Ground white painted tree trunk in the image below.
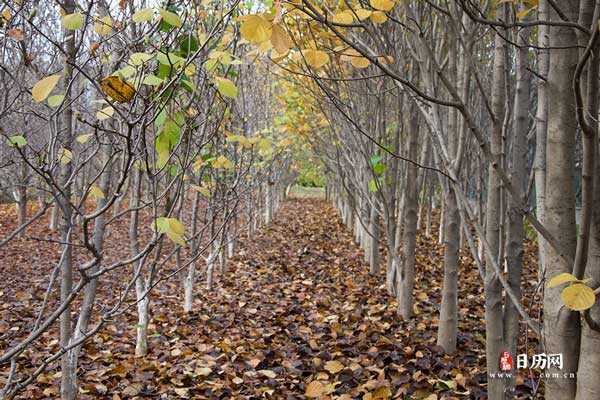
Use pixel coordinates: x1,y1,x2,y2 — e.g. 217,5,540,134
183,262,196,313
264,182,273,225
206,250,216,291
135,285,150,357
227,232,235,258
438,201,445,244
368,205,380,274
49,203,59,230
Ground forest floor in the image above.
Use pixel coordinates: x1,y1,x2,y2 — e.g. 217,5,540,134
0,197,543,399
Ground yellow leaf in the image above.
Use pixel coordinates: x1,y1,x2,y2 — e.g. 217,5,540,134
167,231,186,246
185,64,196,76
270,24,293,54
89,184,105,199
561,283,596,311
96,106,114,120
59,148,72,165
32,74,61,103
159,9,182,27
94,15,113,36
47,94,65,107
2,8,12,22
370,11,388,23
240,14,272,44
377,55,394,65
168,218,185,236
271,49,289,62
190,184,211,197
305,381,325,398
100,76,136,103
355,8,372,20
516,7,534,20
303,49,329,69
192,157,205,172
113,65,136,79
333,11,354,24
214,77,238,98
211,155,234,170
129,52,154,66
370,0,395,11
76,134,93,144
258,138,272,155
132,8,153,23
154,217,186,246
547,272,578,288
143,74,164,86
62,12,84,30
352,56,370,68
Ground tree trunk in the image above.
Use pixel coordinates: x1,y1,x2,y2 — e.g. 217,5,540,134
135,292,150,357
534,0,549,278
503,6,529,372
16,157,27,238
183,187,201,313
265,181,273,225
59,0,77,396
574,1,600,398
397,110,419,319
543,1,580,398
206,248,216,291
485,7,507,398
368,204,380,274
437,186,459,352
578,144,600,399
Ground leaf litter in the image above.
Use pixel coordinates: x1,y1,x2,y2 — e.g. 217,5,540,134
0,198,542,399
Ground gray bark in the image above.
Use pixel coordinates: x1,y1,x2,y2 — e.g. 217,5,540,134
484,7,507,398
543,1,580,398
397,110,419,319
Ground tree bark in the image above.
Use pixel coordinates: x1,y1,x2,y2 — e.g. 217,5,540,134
397,109,419,319
59,0,77,397
543,1,580,398
485,7,507,398
503,5,530,375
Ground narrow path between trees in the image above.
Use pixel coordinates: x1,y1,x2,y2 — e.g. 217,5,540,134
123,197,490,399
9,198,507,399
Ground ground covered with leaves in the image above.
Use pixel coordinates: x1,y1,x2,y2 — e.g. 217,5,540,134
0,198,543,399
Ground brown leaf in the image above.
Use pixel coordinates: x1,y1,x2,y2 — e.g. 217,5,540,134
8,28,24,41
305,380,326,398
122,383,142,397
258,369,277,379
174,387,190,397
324,360,344,374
